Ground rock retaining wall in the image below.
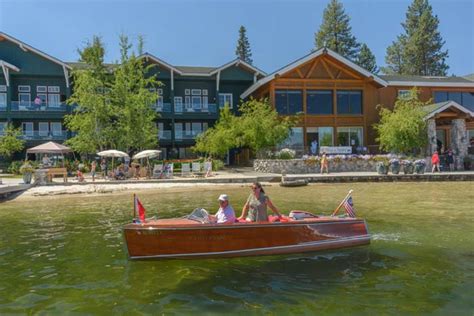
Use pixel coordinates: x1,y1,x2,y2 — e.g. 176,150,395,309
254,159,381,173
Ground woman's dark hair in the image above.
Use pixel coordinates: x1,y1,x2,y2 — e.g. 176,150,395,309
254,182,265,194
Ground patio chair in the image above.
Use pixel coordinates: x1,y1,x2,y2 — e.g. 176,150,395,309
192,162,202,177
164,163,174,179
181,163,191,177
153,164,164,178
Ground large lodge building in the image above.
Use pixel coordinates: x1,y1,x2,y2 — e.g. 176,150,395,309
1,32,473,166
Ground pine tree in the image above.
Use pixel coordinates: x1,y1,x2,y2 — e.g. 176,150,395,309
383,0,448,76
356,43,378,73
235,26,253,64
381,36,406,75
314,0,360,60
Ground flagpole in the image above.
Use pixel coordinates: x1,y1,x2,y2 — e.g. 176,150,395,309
133,193,136,220
331,189,353,217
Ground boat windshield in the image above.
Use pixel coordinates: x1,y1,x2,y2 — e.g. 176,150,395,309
186,208,211,224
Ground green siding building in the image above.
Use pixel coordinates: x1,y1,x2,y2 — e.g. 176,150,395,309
0,32,265,160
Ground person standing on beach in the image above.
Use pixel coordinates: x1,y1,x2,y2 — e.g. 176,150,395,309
91,160,97,182
100,159,107,179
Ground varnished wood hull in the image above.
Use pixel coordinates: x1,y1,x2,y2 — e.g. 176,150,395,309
123,216,370,259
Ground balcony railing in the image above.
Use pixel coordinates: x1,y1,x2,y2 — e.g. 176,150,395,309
11,101,68,112
158,130,172,140
153,103,172,113
175,130,204,141
174,104,217,114
21,130,68,140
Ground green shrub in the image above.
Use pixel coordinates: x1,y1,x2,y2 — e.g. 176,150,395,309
8,161,23,175
212,159,224,171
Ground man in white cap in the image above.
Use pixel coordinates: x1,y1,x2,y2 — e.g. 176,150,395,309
212,194,236,224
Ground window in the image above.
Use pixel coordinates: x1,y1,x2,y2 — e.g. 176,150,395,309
51,122,62,136
37,93,47,105
219,93,233,109
202,96,208,110
174,122,183,139
37,86,47,93
337,90,362,114
174,97,183,112
156,95,164,108
0,85,6,92
185,96,191,110
48,94,60,107
468,130,474,150
278,127,304,150
48,86,60,93
191,89,201,95
18,85,30,92
202,89,208,96
398,90,410,99
22,122,33,136
306,126,334,150
337,127,363,146
434,91,474,111
275,90,303,115
185,89,190,95
157,88,163,95
192,96,202,110
39,122,49,136
0,122,6,135
19,93,31,106
0,93,6,108
306,90,333,114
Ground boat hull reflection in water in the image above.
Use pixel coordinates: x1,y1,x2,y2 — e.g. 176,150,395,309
124,210,370,259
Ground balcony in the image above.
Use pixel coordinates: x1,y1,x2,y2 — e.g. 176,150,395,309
158,130,172,140
174,104,217,114
153,103,172,113
175,130,204,141
21,130,68,140
11,101,68,112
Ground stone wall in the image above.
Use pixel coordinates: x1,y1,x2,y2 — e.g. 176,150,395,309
254,159,381,173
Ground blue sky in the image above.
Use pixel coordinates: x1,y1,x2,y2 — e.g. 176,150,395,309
1,0,473,75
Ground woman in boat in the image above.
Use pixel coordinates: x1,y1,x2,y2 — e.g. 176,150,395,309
238,182,282,222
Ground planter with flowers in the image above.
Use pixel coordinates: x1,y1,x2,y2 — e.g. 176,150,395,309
389,158,401,174
402,160,414,174
19,161,35,184
414,159,426,174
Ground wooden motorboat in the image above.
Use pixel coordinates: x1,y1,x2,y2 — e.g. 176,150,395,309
280,179,308,187
123,209,370,260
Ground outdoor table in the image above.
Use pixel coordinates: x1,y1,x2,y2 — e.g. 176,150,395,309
47,167,68,183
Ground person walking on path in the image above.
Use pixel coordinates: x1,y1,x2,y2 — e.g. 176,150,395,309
431,151,441,173
320,152,329,174
446,149,454,171
91,160,97,182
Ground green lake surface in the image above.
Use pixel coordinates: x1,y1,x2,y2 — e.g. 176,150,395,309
0,182,473,315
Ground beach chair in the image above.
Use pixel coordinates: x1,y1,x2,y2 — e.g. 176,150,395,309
204,161,213,177
153,164,164,178
192,162,203,177
181,163,191,177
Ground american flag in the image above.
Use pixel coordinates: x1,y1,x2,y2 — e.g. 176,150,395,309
343,196,356,218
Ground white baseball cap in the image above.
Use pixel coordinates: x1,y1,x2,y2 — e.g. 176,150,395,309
218,194,229,201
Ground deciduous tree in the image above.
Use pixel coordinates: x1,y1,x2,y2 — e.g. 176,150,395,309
0,124,25,158
374,88,428,154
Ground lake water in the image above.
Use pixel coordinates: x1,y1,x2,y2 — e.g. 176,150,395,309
0,182,473,314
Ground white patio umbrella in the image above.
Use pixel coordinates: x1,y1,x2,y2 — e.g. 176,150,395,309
132,150,161,160
133,150,161,177
97,150,129,171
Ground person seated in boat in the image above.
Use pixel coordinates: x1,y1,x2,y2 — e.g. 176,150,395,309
210,194,236,224
238,182,282,222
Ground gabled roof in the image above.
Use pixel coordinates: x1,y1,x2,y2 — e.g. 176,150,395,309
139,53,184,75
209,58,267,77
0,59,20,72
423,101,474,119
463,73,474,82
0,32,72,70
175,66,216,74
240,47,388,99
382,75,474,87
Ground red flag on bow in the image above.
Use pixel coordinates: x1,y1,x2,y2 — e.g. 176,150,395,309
134,195,146,222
